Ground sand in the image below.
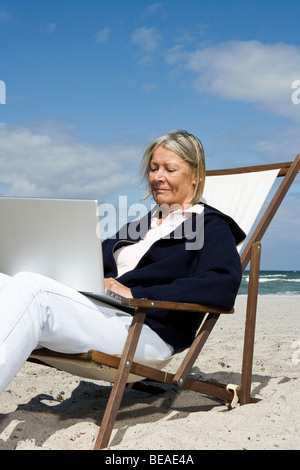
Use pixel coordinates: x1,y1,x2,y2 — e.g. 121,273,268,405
0,295,299,451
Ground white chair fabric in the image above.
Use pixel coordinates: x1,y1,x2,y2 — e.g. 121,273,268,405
201,169,279,250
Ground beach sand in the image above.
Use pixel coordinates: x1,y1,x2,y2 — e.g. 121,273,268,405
0,295,299,450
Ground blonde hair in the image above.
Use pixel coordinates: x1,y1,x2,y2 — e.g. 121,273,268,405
141,130,206,205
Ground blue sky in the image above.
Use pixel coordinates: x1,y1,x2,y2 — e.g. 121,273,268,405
0,0,300,269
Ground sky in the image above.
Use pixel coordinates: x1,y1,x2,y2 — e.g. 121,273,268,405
0,0,300,270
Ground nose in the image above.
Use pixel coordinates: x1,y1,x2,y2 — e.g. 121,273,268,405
154,167,166,182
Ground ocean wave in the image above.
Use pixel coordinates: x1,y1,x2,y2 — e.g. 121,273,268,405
242,277,300,283
240,271,300,295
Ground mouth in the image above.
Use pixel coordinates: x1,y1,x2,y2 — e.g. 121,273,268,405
154,187,170,193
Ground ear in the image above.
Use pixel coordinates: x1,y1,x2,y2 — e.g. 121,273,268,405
191,168,200,185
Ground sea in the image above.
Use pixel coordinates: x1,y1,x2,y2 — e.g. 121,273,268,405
238,271,300,296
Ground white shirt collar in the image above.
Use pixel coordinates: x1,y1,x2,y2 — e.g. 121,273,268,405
150,203,204,229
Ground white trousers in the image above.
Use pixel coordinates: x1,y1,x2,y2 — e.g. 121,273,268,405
0,271,173,394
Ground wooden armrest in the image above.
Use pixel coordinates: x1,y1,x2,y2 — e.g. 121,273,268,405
121,297,234,314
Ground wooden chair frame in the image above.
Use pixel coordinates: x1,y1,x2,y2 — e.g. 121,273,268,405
29,154,300,449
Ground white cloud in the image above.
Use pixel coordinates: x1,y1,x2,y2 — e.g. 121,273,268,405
131,26,162,54
165,44,187,65
39,23,57,35
131,26,163,66
0,122,141,200
166,40,300,120
142,82,157,93
252,125,300,163
143,3,164,18
47,23,56,34
94,28,110,43
0,10,12,22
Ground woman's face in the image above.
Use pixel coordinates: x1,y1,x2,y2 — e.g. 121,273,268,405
148,145,197,209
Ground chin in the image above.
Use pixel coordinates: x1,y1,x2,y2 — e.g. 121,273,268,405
155,198,172,206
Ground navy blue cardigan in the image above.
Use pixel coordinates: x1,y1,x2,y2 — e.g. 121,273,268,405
102,203,246,350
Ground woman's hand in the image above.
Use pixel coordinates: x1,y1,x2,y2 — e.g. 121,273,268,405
104,278,133,299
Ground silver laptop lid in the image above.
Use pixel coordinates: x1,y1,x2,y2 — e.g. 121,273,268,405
0,197,104,294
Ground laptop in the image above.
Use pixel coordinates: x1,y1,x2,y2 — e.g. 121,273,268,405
0,197,132,309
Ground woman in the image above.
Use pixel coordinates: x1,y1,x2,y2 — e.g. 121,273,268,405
0,130,245,394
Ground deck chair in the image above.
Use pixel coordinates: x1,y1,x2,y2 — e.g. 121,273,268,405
29,154,300,450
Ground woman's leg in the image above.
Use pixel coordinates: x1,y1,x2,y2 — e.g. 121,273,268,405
0,271,173,393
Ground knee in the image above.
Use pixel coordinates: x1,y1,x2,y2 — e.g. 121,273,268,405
13,271,37,282
12,271,63,297
12,271,45,292
0,273,11,291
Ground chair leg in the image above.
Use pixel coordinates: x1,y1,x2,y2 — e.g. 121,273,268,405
173,313,219,386
93,308,147,450
240,242,261,405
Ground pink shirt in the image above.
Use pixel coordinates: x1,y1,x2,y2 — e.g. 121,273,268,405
113,204,204,277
